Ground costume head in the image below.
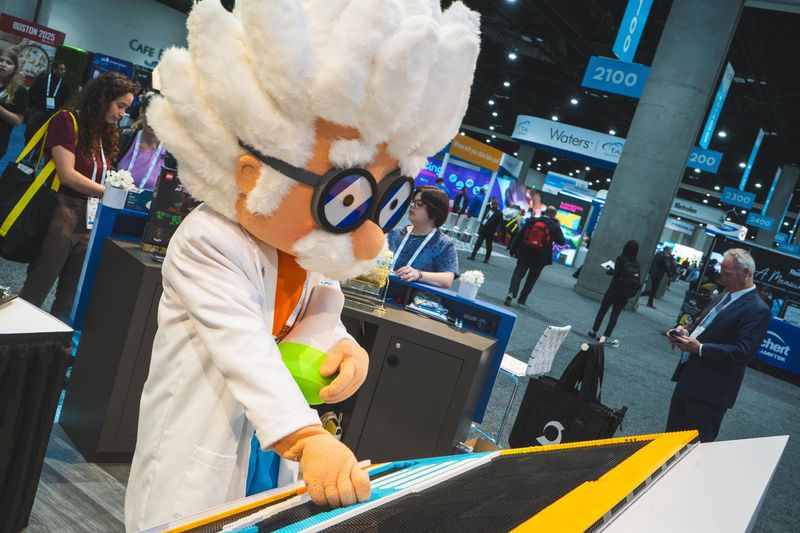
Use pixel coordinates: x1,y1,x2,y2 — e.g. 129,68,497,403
149,0,480,279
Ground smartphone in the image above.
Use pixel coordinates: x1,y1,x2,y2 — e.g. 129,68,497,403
667,328,682,339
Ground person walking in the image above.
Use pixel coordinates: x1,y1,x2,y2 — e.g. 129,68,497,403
504,206,565,306
588,240,641,343
452,186,469,225
640,245,672,308
468,197,503,263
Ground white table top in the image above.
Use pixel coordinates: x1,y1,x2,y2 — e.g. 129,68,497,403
604,435,789,533
0,297,73,335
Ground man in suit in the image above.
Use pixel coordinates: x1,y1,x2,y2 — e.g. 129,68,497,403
666,248,771,442
468,197,503,263
504,206,565,306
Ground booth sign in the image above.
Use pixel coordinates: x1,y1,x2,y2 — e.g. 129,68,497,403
756,318,800,375
449,135,503,172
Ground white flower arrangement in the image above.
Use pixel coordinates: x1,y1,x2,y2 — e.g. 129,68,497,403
105,169,135,190
460,269,485,287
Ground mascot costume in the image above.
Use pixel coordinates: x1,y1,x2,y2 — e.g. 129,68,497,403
124,0,480,530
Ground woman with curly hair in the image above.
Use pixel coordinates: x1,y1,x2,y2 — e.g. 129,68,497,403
21,71,138,322
0,48,28,158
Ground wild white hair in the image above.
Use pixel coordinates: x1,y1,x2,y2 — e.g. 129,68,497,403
148,0,481,221
724,248,756,275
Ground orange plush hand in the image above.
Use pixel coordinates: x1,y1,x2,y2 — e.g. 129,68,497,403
319,338,368,404
273,426,371,507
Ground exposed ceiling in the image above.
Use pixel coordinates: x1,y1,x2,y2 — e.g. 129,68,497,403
156,0,800,233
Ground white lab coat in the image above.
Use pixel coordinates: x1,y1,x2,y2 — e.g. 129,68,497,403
124,204,353,531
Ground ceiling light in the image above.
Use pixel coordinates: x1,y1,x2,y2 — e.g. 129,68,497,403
514,152,518,156
491,134,496,138
488,99,495,105
755,183,762,188
508,52,517,60
608,129,616,135
569,172,574,176
570,98,578,105
552,157,557,161
703,199,708,204
718,131,727,138
694,168,701,173
551,115,559,121
547,162,552,166
575,170,581,174
714,185,720,190
585,166,590,171
489,126,495,130
486,139,491,143
460,132,465,136
739,162,746,168
677,217,682,221
606,178,611,182
706,193,710,196
784,222,790,226
492,112,498,117
741,210,747,214
726,217,731,221
503,81,511,87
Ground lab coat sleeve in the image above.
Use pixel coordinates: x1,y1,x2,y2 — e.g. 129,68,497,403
163,226,322,449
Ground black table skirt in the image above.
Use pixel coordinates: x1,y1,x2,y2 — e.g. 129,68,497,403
0,335,71,533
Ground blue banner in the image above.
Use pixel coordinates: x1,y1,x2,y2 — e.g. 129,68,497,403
774,233,788,244
581,56,650,98
756,318,800,375
762,166,782,214
746,212,775,231
687,146,723,174
720,186,755,209
613,0,654,63
776,242,799,254
739,129,765,190
699,63,734,149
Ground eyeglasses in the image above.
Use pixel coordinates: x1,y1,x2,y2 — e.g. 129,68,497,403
410,200,427,208
239,141,414,234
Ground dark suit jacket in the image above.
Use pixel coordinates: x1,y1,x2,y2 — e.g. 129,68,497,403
478,208,504,236
672,289,771,409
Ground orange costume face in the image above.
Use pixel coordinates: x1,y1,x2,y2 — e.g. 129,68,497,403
234,119,398,262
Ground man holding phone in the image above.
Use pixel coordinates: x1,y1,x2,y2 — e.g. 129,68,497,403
665,248,771,442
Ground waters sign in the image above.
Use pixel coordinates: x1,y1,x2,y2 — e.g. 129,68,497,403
746,212,775,231
613,0,654,63
582,56,650,98
688,146,723,174
720,186,755,209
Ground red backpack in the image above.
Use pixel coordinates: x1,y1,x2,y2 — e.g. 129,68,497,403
523,219,551,250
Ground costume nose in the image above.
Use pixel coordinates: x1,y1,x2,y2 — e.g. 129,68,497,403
350,220,384,261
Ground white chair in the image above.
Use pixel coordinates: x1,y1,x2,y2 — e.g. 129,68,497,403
471,325,572,446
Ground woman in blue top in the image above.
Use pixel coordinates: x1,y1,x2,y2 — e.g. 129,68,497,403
388,186,459,288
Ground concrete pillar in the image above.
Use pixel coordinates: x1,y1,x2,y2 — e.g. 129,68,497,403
754,164,799,246
523,169,546,190
575,0,744,302
517,144,536,178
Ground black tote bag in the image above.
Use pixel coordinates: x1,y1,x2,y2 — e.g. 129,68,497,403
508,342,627,448
0,113,75,263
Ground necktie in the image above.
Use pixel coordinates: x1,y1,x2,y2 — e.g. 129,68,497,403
680,293,732,363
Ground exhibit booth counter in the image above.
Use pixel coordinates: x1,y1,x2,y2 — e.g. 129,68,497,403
60,240,514,464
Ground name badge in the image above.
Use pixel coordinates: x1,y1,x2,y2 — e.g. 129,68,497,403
86,197,99,230
46,97,56,110
690,325,705,339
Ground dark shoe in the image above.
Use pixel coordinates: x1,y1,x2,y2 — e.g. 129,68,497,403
504,294,513,306
588,330,597,339
483,259,490,264
646,303,656,308
467,255,475,260
518,300,528,307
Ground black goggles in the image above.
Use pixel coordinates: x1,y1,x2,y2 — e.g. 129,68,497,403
239,141,414,234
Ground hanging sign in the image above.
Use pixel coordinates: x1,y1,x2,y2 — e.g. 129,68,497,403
581,56,650,98
746,212,775,231
665,217,695,235
720,186,755,209
670,199,725,226
762,166,782,214
688,146,723,174
739,128,765,190
699,63,735,149
774,233,788,244
612,0,654,63
448,135,503,172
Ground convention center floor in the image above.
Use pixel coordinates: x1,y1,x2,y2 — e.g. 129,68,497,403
2,245,798,532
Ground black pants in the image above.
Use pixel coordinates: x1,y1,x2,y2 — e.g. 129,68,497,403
508,261,544,303
470,231,493,261
592,290,627,337
640,275,664,305
666,388,727,442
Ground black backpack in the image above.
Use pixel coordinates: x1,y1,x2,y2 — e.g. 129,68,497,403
618,260,642,298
